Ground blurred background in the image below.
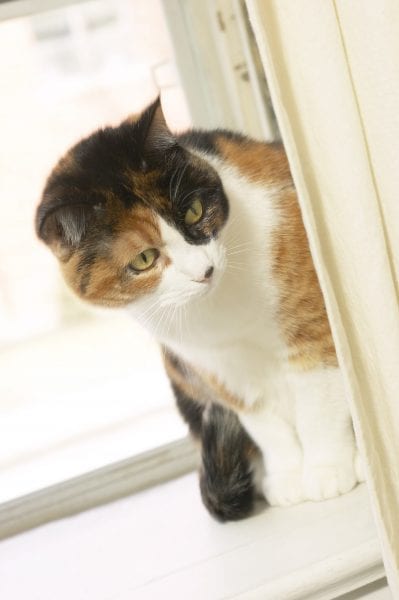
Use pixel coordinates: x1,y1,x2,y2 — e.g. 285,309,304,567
0,0,277,502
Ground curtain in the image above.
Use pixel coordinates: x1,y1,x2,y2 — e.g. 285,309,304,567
245,0,399,595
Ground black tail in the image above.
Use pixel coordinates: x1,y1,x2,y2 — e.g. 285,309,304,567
199,404,258,522
170,369,259,522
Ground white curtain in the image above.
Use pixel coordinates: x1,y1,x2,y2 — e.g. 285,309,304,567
246,0,399,595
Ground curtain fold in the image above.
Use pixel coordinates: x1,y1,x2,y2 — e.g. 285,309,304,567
245,1,399,595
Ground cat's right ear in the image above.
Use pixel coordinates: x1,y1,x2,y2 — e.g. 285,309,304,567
35,199,90,261
142,97,176,157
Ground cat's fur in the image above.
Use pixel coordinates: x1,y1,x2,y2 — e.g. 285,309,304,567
36,98,363,521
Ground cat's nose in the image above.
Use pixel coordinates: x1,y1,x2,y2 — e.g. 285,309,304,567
204,266,214,280
195,266,214,283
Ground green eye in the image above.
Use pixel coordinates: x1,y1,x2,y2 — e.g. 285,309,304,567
130,248,159,272
184,198,203,225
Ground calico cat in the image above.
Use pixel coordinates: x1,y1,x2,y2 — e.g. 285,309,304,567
36,98,363,521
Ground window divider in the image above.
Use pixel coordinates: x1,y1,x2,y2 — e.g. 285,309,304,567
0,436,198,540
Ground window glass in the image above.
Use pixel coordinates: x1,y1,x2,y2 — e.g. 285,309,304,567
0,0,191,502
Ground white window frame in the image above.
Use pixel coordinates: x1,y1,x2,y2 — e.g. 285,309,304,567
162,0,279,140
0,438,197,539
0,3,388,597
0,0,88,20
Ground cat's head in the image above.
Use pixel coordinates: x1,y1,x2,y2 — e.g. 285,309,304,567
36,98,228,315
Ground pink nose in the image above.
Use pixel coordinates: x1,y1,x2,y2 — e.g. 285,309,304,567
195,266,214,283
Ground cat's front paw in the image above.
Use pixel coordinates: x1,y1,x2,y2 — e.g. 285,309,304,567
263,470,305,507
303,463,357,502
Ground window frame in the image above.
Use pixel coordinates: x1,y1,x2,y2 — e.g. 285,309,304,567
0,3,390,598
0,437,197,539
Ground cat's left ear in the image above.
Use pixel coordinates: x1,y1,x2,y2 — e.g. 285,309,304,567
142,97,176,157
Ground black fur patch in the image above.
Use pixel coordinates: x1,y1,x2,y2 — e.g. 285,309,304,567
171,382,204,439
36,102,230,255
165,346,259,521
199,404,256,522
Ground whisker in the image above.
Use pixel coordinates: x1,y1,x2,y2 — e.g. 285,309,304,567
178,305,184,344
169,166,179,201
140,301,165,330
172,163,189,204
177,187,204,206
152,304,170,338
165,303,177,339
227,241,255,250
139,297,163,319
227,250,252,257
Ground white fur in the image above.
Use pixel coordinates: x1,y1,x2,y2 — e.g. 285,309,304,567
127,158,362,506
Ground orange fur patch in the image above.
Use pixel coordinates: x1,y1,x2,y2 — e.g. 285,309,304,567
112,205,162,262
123,168,170,213
272,188,338,369
62,205,165,307
218,135,337,370
216,137,292,185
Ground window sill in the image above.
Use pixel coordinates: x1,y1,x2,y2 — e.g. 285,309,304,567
0,475,388,599
0,311,185,503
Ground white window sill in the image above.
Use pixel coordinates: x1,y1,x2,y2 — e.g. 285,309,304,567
0,476,388,599
0,312,186,503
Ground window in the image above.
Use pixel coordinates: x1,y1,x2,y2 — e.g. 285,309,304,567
0,0,191,503
0,1,391,597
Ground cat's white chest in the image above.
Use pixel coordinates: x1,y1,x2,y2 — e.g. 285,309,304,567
166,160,288,406
180,320,287,407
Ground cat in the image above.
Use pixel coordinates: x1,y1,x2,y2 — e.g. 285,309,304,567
36,98,363,521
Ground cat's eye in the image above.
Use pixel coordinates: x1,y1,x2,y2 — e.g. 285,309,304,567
130,248,159,272
184,198,203,225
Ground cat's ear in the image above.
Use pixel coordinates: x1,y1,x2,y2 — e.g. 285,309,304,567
142,97,176,156
36,200,90,260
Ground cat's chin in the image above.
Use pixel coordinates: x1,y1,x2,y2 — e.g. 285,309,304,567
194,268,223,301
175,280,217,307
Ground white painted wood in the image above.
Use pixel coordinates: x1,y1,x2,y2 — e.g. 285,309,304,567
231,543,385,599
0,477,385,599
337,580,391,600
336,577,392,600
0,437,197,540
0,313,185,503
232,0,279,140
162,0,277,139
0,0,88,21
245,2,399,594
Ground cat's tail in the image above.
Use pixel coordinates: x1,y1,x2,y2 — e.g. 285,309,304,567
199,403,260,522
165,348,261,521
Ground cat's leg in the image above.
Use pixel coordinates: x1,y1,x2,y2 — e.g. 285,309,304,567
293,367,361,501
240,402,304,507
